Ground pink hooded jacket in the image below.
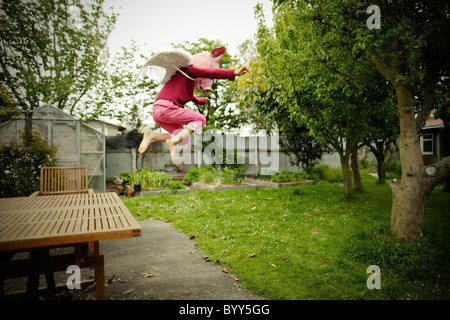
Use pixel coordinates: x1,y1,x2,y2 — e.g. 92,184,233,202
156,66,235,108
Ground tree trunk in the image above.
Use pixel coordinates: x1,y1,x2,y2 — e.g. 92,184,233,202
339,153,352,196
351,150,364,191
23,110,33,147
375,140,387,184
370,47,450,242
390,178,428,241
390,85,428,241
377,157,387,184
368,141,387,184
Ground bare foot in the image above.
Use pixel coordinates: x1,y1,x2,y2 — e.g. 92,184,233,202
138,131,155,153
165,138,178,163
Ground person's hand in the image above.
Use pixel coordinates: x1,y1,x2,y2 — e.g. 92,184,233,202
235,66,249,76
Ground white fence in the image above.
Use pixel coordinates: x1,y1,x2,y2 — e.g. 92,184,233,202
105,134,343,179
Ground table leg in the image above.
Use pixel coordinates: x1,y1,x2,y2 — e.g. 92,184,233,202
93,241,105,300
26,249,55,298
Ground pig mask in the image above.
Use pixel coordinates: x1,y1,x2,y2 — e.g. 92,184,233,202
192,47,226,93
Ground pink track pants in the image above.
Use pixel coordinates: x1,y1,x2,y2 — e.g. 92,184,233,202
152,99,206,145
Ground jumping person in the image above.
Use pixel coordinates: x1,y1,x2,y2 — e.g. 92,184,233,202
138,47,249,162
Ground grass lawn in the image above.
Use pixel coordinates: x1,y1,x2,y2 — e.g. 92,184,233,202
121,172,450,300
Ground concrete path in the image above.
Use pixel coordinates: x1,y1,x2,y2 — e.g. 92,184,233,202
4,219,263,301
98,219,263,300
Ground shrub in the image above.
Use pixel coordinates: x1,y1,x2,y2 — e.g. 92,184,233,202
386,161,402,179
119,171,133,182
0,131,57,197
130,168,171,190
221,167,245,185
167,180,187,190
323,167,343,183
183,167,210,185
271,171,304,183
183,166,245,185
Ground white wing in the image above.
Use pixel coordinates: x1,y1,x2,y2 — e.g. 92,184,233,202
138,49,193,85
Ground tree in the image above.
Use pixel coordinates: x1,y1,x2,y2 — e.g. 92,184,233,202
254,2,398,196
238,59,332,173
172,38,248,131
0,0,117,114
0,77,21,123
272,0,450,241
79,41,159,132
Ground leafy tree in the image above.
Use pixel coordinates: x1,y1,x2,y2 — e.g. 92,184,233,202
271,0,450,241
0,78,21,123
254,2,398,196
0,0,117,114
80,41,159,132
238,65,332,173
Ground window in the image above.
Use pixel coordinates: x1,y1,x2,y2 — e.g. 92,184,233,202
421,133,434,155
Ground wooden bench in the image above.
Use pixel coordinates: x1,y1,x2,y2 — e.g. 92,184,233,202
30,166,93,196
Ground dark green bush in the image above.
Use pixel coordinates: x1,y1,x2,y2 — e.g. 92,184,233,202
0,131,58,197
167,180,187,190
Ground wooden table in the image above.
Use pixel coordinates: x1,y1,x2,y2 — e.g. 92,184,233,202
0,192,141,299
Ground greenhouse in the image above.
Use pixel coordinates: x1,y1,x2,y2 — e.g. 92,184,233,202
0,104,106,192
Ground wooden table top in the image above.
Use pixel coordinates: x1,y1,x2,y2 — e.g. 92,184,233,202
0,193,141,251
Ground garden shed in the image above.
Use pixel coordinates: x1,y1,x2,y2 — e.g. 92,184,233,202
0,104,106,192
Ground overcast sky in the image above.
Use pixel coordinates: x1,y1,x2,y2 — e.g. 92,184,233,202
103,0,274,59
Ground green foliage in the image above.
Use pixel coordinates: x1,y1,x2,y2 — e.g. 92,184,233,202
119,171,133,182
270,166,344,184
220,167,246,185
252,1,399,196
0,81,20,123
0,131,58,197
386,161,402,180
183,166,245,185
84,40,159,128
182,167,210,185
0,0,117,114
129,168,171,190
167,180,187,191
271,171,303,183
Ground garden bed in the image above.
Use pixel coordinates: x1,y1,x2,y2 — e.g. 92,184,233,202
190,182,258,192
243,178,314,188
139,188,191,196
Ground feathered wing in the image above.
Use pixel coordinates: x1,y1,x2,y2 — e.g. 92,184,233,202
138,49,194,85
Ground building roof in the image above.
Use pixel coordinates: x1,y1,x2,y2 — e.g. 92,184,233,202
423,118,444,130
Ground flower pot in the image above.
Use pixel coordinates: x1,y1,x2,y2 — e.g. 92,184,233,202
127,190,134,197
133,184,141,196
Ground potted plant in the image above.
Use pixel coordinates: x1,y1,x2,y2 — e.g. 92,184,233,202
119,172,132,184
126,185,134,197
116,184,124,195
